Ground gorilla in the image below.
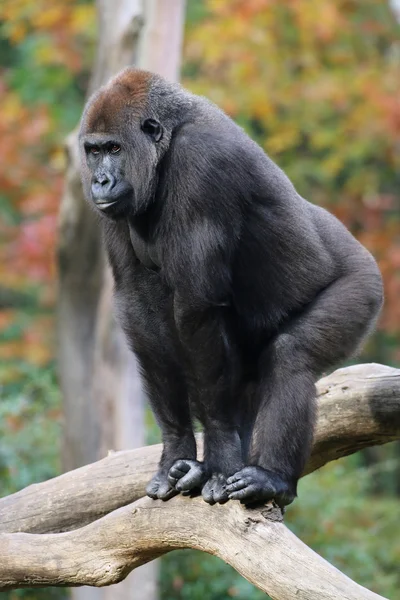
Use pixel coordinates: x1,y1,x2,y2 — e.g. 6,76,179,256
79,68,383,507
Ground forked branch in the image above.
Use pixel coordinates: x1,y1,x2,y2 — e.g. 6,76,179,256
0,495,386,599
0,363,399,599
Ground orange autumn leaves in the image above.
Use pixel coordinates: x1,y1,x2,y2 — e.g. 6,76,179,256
0,0,94,368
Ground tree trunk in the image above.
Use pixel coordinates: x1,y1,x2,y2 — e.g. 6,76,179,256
57,1,186,598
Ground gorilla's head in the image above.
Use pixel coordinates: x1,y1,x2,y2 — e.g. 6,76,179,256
79,68,189,219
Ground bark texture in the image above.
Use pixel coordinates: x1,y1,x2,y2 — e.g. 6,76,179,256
0,496,386,600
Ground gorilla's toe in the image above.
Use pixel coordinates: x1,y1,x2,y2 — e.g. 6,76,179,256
202,473,229,505
146,471,178,501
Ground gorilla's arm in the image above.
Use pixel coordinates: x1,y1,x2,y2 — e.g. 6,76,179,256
160,129,248,502
102,220,197,500
168,227,243,502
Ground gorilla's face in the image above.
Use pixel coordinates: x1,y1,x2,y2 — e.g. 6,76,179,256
79,70,166,220
82,136,133,217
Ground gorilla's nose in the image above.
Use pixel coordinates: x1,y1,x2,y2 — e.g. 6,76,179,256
91,173,116,200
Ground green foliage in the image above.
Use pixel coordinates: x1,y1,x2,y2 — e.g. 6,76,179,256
288,459,400,598
0,362,61,497
6,48,84,130
3,589,67,600
0,362,66,600
161,550,269,600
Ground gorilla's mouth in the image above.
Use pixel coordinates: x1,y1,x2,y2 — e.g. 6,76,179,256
96,200,118,210
92,187,134,219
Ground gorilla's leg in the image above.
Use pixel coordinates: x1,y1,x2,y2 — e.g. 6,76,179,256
226,271,382,506
117,266,196,500
168,383,244,504
142,357,196,501
169,300,244,504
226,353,314,507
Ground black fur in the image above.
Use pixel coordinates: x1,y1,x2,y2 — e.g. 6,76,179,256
79,68,383,506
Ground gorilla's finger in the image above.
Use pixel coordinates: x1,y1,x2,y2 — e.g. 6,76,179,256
175,468,204,491
226,479,247,493
226,473,242,485
146,488,159,499
170,459,192,474
228,484,258,501
168,467,187,484
159,487,179,501
146,479,160,498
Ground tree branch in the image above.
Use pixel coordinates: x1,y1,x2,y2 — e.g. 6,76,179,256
0,495,386,599
1,363,398,535
0,363,398,598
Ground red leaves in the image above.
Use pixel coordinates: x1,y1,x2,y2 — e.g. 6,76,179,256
0,1,94,367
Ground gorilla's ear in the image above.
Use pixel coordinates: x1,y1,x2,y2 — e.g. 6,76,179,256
141,118,163,142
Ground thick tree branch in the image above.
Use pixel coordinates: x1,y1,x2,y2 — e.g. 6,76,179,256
309,362,400,473
0,495,386,599
1,363,398,536
0,363,398,598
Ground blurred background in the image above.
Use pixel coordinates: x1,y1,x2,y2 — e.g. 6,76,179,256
0,1,399,599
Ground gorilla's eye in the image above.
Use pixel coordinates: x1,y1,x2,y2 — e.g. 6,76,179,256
90,146,100,155
110,144,121,154
142,119,163,142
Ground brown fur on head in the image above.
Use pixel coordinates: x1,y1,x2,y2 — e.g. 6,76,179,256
79,67,188,219
83,69,152,134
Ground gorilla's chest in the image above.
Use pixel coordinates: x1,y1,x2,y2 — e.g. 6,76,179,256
128,221,161,271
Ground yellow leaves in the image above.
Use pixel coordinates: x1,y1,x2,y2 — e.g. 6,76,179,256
0,0,30,41
0,1,96,375
0,0,95,69
310,128,336,151
34,41,58,66
30,2,95,36
249,92,275,121
2,92,25,123
31,5,66,29
266,127,300,155
70,4,96,35
321,155,344,178
7,23,28,44
291,0,345,44
49,147,67,172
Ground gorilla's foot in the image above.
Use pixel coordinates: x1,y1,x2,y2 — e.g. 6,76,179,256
168,459,207,495
226,466,296,507
202,473,230,505
146,470,179,501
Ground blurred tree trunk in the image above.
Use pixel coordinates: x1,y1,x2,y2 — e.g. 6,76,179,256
57,1,186,599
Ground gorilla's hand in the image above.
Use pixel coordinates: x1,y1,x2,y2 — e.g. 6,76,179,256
168,459,207,495
226,466,296,507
